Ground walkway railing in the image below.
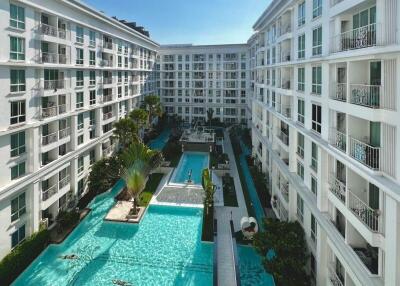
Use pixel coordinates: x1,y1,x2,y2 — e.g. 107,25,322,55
230,221,241,286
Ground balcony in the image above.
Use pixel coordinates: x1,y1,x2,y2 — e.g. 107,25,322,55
58,175,70,190
103,112,114,120
101,95,113,103
329,174,346,203
42,183,58,201
102,145,114,157
44,79,65,90
349,136,380,170
329,265,345,286
330,0,344,7
41,52,68,64
101,77,114,85
277,129,289,146
278,176,289,202
58,128,70,139
100,60,113,67
103,41,113,50
348,190,381,233
39,23,66,39
41,103,67,119
42,131,58,146
331,23,378,53
350,84,381,108
330,128,346,152
331,83,347,102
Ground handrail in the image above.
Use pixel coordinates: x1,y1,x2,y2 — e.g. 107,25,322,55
42,131,58,145
350,84,381,108
230,220,241,286
328,173,346,203
348,189,381,233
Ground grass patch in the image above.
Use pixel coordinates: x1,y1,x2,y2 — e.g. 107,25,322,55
139,173,164,207
229,133,256,218
222,174,238,207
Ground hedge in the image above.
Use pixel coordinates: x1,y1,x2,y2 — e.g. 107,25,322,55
0,229,49,285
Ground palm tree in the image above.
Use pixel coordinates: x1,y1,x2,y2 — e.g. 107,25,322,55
206,108,214,127
144,95,163,126
129,108,149,129
112,118,139,148
121,143,163,214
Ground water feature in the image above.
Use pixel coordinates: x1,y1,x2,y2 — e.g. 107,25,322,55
13,180,213,286
170,152,209,185
238,245,275,286
147,129,171,150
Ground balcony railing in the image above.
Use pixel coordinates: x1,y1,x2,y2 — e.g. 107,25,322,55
102,145,114,156
350,84,381,108
44,79,65,90
277,130,289,146
329,174,346,203
42,183,58,201
330,128,346,152
329,266,345,286
42,131,58,145
330,0,344,7
58,104,67,115
103,112,113,120
331,23,378,53
331,83,347,102
100,60,113,67
348,190,381,232
41,105,58,118
102,95,113,103
102,77,114,85
58,128,70,139
41,52,68,64
349,136,380,170
58,175,70,190
39,23,67,39
103,41,113,50
281,104,291,118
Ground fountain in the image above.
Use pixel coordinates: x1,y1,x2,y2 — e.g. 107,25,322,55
187,169,193,184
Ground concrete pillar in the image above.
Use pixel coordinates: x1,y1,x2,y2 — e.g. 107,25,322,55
384,195,400,285
31,180,41,232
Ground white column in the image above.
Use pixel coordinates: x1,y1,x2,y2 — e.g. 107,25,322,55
384,194,400,285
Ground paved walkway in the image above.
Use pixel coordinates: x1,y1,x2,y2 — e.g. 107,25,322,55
214,130,249,286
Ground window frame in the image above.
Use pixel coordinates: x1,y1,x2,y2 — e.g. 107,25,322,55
312,104,322,134
312,26,322,56
11,224,25,248
10,131,26,157
11,161,25,180
297,98,305,125
10,4,25,30
312,66,322,94
10,70,26,93
312,0,322,19
298,34,305,59
76,26,84,44
11,192,26,222
298,2,305,27
10,36,25,61
10,100,26,125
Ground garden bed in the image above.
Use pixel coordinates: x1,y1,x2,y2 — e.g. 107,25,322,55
222,174,238,207
162,138,182,167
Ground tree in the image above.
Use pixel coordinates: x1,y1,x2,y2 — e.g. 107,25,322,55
201,168,215,215
129,108,149,131
112,118,139,148
253,219,310,286
206,108,214,127
144,95,163,126
121,143,163,214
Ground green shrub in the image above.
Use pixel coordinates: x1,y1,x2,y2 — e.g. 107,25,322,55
57,210,80,229
162,139,182,167
0,230,49,285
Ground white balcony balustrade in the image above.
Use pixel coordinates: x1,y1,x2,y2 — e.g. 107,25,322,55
350,84,381,108
42,183,58,201
331,83,347,102
331,23,379,53
42,131,58,145
330,128,347,152
349,136,380,170
39,23,67,39
58,128,70,139
58,175,70,190
44,79,65,90
329,265,345,286
41,52,68,64
348,190,382,233
329,174,346,203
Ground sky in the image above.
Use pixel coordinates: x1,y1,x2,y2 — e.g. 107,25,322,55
83,0,271,45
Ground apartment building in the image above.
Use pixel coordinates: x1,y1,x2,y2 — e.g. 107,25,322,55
157,44,249,125
0,0,158,259
249,0,400,286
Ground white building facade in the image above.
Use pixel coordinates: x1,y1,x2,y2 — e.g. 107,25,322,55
249,0,400,286
157,45,249,125
0,0,158,259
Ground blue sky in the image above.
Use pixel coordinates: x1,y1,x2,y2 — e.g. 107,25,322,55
83,0,271,45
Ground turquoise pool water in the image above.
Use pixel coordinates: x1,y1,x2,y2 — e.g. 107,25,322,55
238,245,275,286
171,152,209,185
13,180,213,286
148,129,171,150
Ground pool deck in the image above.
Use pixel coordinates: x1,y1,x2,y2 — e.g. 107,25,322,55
215,129,249,286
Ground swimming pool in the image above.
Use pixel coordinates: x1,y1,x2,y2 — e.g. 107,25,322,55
171,152,209,185
238,245,275,286
13,180,213,286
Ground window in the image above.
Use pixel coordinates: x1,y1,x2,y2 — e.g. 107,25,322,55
10,4,25,29
297,99,305,125
312,27,322,56
10,37,25,60
89,110,95,125
10,131,25,157
76,48,84,65
118,56,122,67
11,224,25,248
311,176,317,196
11,193,26,222
77,134,83,145
89,90,96,105
297,161,304,180
89,149,95,165
77,179,84,196
297,67,305,91
10,100,26,125
297,133,304,158
11,161,25,180
312,66,322,94
312,104,322,134
76,71,84,86
77,113,84,129
297,194,304,223
76,92,84,109
89,71,96,86
298,35,305,59
89,31,96,47
312,0,322,19
76,26,84,43
78,156,84,174
311,214,317,243
311,142,318,171
89,51,95,66
298,2,305,27
10,70,25,93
